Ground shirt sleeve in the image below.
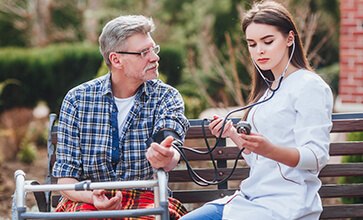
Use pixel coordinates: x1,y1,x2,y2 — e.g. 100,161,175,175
52,91,83,180
293,74,333,171
152,86,190,141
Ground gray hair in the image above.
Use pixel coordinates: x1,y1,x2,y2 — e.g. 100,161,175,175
99,15,155,69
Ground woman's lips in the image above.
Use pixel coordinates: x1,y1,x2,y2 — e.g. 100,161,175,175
257,58,269,64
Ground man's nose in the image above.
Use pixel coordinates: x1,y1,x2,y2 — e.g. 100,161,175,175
149,51,160,62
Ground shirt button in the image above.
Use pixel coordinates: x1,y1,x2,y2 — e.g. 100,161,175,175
112,128,116,131
113,108,116,112
113,147,116,150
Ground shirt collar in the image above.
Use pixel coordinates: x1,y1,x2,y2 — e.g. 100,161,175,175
101,72,113,96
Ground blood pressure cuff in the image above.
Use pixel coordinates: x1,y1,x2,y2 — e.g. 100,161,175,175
146,129,182,148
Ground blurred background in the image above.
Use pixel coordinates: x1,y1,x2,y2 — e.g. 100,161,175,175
0,0,340,116
0,0,354,218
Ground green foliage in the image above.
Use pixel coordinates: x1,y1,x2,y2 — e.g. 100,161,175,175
0,0,85,46
0,79,21,106
289,0,340,68
338,132,363,206
0,18,26,47
0,43,103,113
158,44,186,86
17,142,38,164
177,83,208,119
176,70,209,118
213,0,241,48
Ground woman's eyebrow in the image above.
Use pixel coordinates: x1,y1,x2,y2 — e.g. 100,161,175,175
261,35,274,40
246,34,274,42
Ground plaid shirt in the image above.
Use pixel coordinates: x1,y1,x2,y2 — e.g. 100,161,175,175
53,73,189,182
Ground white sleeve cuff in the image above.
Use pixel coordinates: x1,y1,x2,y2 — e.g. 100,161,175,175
242,151,253,166
296,147,319,171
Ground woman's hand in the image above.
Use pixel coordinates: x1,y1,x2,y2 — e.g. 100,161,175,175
240,132,274,157
209,115,252,154
208,115,236,138
240,133,299,167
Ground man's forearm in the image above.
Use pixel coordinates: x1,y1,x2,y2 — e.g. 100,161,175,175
58,177,94,204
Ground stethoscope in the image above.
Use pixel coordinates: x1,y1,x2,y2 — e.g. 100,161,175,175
173,40,296,186
252,39,296,92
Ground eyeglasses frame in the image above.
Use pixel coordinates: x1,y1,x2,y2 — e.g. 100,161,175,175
115,45,160,59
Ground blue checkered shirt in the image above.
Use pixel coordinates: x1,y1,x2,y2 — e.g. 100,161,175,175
52,73,190,182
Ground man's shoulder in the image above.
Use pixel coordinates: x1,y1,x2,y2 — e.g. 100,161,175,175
69,74,109,94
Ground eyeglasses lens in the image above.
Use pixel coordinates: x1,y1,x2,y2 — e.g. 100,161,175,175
141,45,160,58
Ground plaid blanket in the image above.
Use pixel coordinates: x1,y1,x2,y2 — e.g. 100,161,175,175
55,189,187,220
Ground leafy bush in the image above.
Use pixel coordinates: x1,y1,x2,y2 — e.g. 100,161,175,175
158,45,186,86
17,142,38,164
177,82,208,119
0,79,21,106
0,43,102,113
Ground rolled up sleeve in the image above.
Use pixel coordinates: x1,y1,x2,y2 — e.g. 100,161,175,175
294,75,333,171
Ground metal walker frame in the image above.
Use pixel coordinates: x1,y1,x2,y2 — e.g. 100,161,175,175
13,169,170,220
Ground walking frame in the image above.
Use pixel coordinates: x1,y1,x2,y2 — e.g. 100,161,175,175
13,168,169,220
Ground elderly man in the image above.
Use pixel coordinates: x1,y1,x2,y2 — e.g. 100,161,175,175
52,15,189,219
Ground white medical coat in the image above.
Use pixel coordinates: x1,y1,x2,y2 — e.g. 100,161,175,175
212,69,334,220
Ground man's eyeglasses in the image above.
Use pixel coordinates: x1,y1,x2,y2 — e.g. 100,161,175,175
115,45,160,59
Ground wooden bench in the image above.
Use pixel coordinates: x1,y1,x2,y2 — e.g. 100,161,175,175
43,112,363,219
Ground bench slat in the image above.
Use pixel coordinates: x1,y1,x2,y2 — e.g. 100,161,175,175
319,183,363,198
185,126,214,139
331,119,363,132
320,204,363,219
170,163,363,183
319,163,363,177
169,167,250,182
329,142,363,155
180,147,242,161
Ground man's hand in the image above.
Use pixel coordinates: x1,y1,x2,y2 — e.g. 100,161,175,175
58,178,123,210
92,190,122,210
146,136,180,172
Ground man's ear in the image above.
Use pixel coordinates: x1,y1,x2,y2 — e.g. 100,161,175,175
109,52,123,69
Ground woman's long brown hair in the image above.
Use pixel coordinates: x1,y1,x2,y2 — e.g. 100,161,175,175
241,0,312,120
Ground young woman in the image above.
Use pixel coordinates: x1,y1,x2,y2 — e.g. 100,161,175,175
180,1,333,219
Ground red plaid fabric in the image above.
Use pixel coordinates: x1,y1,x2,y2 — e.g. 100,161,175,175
55,189,187,220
